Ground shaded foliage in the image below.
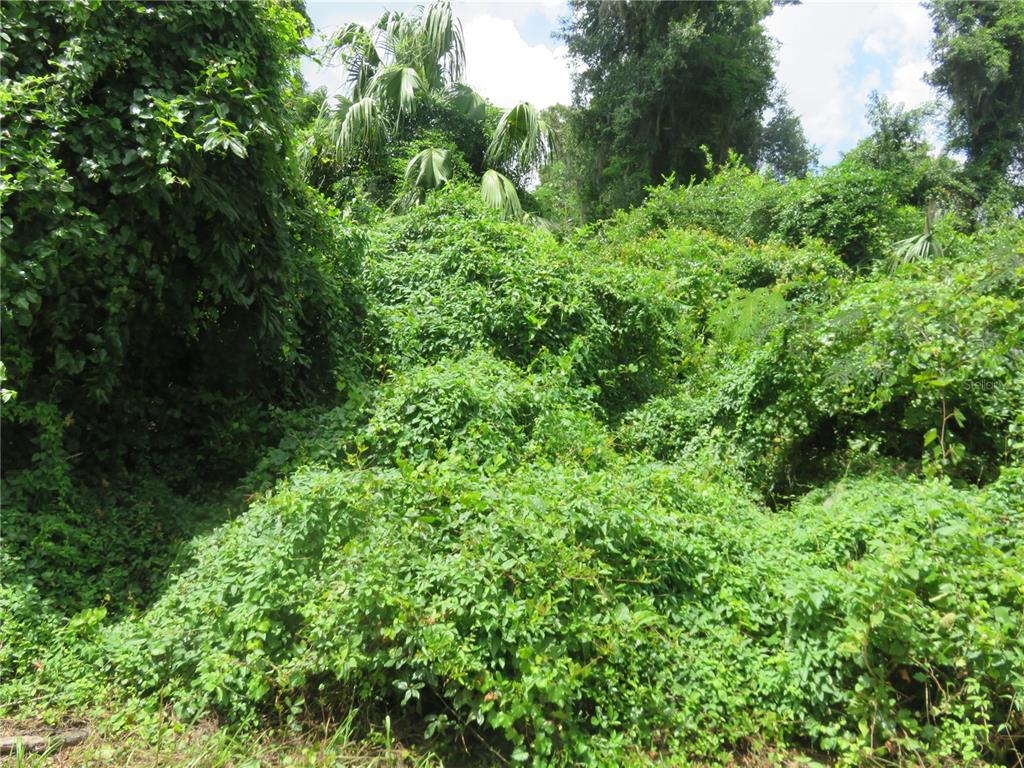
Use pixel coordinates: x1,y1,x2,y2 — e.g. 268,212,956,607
0,0,362,475
928,0,1024,205
560,0,814,219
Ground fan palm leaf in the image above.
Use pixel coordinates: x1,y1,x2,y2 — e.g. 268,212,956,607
333,96,384,158
890,232,943,272
449,84,486,122
419,1,465,87
486,102,555,171
405,147,452,189
480,169,523,219
331,23,381,99
368,65,424,119
888,200,943,272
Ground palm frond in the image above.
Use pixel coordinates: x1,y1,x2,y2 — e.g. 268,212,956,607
329,23,381,98
889,232,944,272
480,169,523,219
368,65,424,119
333,96,384,159
889,201,943,273
405,147,452,189
485,102,555,172
448,84,486,122
419,1,465,87
375,10,410,42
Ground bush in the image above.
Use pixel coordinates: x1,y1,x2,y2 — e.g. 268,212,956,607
364,351,538,466
363,185,682,412
88,463,1021,764
589,153,925,268
619,219,1023,497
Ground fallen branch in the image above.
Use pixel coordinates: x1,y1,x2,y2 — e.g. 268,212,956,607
0,728,88,755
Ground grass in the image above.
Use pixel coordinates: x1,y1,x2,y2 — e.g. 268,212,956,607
1,712,442,768
1,714,838,767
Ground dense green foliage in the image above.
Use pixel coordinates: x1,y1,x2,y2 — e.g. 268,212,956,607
303,2,553,220
1,0,362,476
2,2,1022,767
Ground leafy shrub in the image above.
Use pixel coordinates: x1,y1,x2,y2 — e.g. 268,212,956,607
90,463,1021,765
808,244,1024,479
363,185,681,412
775,471,1024,764
620,219,1023,496
364,351,537,466
775,159,915,266
590,153,925,268
0,574,110,712
587,157,784,244
105,460,767,761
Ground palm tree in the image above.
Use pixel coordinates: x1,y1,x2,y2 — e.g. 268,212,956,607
311,1,554,218
889,199,943,273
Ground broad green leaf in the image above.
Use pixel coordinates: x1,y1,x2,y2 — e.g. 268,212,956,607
480,169,522,219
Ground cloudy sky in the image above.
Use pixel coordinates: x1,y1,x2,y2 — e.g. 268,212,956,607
301,0,937,166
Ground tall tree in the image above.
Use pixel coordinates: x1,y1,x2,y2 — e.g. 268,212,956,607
561,0,779,218
753,98,819,180
927,0,1024,204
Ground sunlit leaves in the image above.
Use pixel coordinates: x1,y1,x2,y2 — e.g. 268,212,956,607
480,169,523,219
332,96,384,158
404,147,452,189
448,83,486,122
486,102,554,171
889,230,944,272
313,2,557,220
367,65,424,119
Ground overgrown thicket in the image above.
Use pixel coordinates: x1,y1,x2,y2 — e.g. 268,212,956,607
2,1,1023,767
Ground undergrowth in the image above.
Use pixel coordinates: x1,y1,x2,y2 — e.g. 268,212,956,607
3,186,1022,765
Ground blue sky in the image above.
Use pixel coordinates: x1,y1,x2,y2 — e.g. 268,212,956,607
302,0,938,166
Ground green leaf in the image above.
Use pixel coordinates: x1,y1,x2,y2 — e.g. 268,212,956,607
480,169,522,219
404,147,451,190
486,102,554,171
368,65,424,118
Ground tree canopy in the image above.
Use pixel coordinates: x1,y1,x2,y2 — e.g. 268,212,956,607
560,0,797,217
927,0,1024,206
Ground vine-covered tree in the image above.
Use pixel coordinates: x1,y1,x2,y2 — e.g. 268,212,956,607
0,0,357,471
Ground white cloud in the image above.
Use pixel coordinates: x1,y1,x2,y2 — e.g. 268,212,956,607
300,2,571,109
890,57,933,107
454,1,564,27
302,1,938,164
463,15,571,109
766,1,935,164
